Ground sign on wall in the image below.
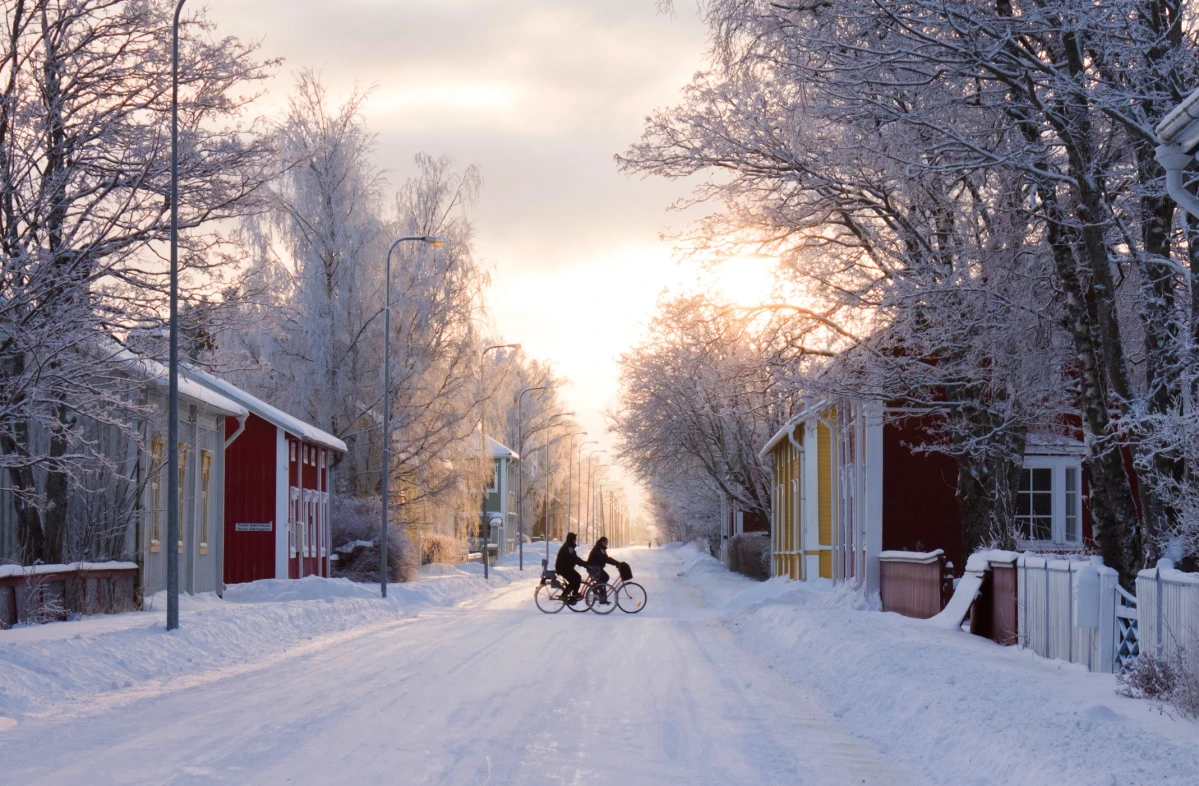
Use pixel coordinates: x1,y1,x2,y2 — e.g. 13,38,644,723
235,522,273,532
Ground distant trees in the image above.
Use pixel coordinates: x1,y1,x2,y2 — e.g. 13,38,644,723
628,0,1199,570
0,0,273,563
612,294,810,543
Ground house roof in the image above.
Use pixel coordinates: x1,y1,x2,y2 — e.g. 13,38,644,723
184,366,348,453
464,434,520,461
757,400,829,460
111,348,247,418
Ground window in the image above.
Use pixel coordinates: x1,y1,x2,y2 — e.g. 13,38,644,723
1017,468,1053,541
307,493,316,557
1016,457,1084,547
198,450,212,555
148,436,164,552
177,445,188,553
290,442,297,463
289,487,300,556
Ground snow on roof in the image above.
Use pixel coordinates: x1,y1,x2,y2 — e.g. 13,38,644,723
758,400,829,460
110,347,246,418
184,366,347,453
464,435,519,461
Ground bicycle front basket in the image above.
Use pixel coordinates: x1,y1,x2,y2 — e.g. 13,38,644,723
618,561,633,581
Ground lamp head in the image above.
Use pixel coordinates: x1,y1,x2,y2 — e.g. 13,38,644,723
1157,86,1199,155
424,235,446,247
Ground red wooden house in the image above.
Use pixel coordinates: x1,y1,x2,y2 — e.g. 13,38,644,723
186,368,347,584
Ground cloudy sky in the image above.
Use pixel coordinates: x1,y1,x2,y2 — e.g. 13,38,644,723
205,0,766,512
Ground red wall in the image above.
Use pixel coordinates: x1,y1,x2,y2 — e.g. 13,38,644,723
223,414,278,585
882,418,964,574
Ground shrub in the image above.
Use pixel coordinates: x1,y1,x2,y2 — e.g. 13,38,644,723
1118,645,1199,721
419,533,465,566
727,532,771,581
330,496,416,583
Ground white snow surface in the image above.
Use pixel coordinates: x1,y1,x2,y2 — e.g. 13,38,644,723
0,561,138,579
1,545,1196,784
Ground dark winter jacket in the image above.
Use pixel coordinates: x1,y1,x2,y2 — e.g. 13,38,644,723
555,536,584,575
586,542,619,569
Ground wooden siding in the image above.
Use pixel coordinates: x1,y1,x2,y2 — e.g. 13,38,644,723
816,415,835,579
880,554,946,619
971,564,1019,645
770,429,804,580
223,413,278,585
881,416,963,574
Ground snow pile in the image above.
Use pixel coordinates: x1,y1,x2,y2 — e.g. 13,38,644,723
0,567,516,719
675,556,1199,785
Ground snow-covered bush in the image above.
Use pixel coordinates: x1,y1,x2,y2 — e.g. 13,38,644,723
1119,645,1199,721
726,533,771,582
330,496,415,583
420,534,465,566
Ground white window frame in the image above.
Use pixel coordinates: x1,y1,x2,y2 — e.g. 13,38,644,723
289,486,301,557
1016,455,1084,549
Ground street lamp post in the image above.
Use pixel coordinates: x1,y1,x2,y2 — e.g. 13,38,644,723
380,235,445,599
479,343,521,580
537,411,575,564
564,431,587,542
585,451,604,543
516,385,553,570
166,0,188,631
575,440,596,543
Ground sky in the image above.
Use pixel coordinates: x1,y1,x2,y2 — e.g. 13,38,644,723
204,0,772,516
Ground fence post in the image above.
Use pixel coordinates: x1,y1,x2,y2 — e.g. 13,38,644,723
1067,562,1074,664
1044,561,1051,659
1156,564,1164,658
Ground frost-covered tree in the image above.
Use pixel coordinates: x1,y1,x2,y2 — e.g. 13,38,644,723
0,0,273,563
632,0,1199,572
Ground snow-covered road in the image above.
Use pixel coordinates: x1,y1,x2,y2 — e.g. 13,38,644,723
0,547,917,785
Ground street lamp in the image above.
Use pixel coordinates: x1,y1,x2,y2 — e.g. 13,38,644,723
166,0,188,631
380,234,446,599
539,411,576,564
564,431,587,544
516,385,554,569
575,440,597,543
1157,86,1199,219
479,342,521,580
585,450,604,543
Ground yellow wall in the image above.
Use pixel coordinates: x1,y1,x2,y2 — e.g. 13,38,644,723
769,430,803,580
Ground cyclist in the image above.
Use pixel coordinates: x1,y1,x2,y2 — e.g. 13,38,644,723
555,532,585,603
586,536,621,603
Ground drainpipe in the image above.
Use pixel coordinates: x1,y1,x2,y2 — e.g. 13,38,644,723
224,412,248,449
1155,145,1199,220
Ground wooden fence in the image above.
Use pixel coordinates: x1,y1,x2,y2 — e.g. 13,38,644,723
968,554,1020,646
0,562,138,628
1016,555,1127,673
879,550,951,619
1136,561,1199,679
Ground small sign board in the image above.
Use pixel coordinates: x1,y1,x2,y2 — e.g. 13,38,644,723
235,522,273,532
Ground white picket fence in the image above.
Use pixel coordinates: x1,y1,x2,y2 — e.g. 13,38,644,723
1016,555,1129,673
1136,561,1199,679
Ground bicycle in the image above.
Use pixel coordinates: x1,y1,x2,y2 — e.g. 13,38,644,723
534,560,594,614
534,560,648,615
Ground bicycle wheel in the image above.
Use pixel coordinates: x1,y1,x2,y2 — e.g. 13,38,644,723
566,586,592,613
615,582,647,614
586,582,617,614
534,583,566,614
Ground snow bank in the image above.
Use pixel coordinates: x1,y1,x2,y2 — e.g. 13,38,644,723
677,558,1199,785
0,568,516,719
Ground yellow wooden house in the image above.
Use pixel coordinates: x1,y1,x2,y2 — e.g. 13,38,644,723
758,401,884,592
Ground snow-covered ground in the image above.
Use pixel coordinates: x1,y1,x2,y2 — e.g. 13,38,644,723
0,545,1195,784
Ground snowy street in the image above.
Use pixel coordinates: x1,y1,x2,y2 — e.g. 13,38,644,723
4,545,1199,785
0,547,914,785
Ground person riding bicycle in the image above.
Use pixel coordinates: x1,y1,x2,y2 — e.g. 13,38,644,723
586,536,621,603
555,532,585,603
